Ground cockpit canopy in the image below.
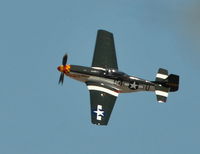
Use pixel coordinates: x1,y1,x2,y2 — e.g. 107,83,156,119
104,69,128,79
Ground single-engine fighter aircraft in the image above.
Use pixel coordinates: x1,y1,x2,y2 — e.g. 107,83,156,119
57,30,179,125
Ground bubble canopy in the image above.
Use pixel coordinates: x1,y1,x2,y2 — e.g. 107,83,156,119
104,69,128,78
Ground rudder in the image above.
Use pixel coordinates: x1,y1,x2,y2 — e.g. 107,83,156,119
165,74,179,92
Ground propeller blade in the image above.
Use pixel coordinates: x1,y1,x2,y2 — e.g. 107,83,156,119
58,54,68,85
62,54,68,66
58,72,64,85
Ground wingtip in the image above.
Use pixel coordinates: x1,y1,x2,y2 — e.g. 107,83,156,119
97,29,113,35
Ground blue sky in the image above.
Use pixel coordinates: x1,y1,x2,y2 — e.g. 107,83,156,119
0,0,200,154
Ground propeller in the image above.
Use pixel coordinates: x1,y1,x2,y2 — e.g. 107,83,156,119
58,54,68,85
62,54,68,66
58,72,64,85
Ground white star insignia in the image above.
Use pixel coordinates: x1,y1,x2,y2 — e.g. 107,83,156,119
93,105,104,120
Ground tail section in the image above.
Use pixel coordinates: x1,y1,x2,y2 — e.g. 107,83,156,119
155,85,169,103
155,68,169,103
156,68,168,81
154,68,179,103
165,74,179,92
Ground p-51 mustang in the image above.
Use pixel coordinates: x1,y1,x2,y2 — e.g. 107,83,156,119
57,30,179,125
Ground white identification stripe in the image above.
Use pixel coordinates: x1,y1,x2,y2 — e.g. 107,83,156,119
156,73,168,79
155,90,169,97
87,85,119,97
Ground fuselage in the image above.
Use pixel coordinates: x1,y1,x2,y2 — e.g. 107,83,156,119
58,65,156,93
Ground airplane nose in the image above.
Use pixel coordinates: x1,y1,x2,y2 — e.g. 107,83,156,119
57,65,64,72
57,65,70,73
65,65,71,72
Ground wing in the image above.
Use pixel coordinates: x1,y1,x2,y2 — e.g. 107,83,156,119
92,30,118,69
87,82,119,125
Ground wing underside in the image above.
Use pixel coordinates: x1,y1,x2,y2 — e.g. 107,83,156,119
92,30,118,69
87,83,118,125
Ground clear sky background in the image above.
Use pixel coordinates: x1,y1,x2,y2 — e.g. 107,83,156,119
0,0,200,154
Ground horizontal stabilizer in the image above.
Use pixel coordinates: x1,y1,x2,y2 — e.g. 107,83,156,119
155,68,170,103
156,68,168,82
155,85,169,103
